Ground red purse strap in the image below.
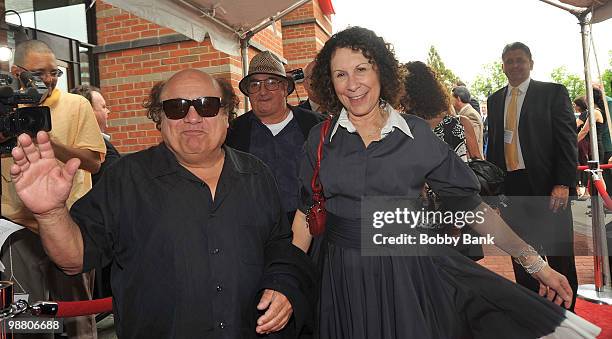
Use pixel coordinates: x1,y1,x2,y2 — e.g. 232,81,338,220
311,117,333,194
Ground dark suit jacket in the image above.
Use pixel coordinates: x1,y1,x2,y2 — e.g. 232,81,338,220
298,100,312,111
486,80,577,196
226,105,324,152
299,99,329,117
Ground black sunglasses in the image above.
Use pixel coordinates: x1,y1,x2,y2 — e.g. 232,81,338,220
162,97,223,120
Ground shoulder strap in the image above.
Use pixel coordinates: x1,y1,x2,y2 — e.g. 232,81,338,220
311,116,333,194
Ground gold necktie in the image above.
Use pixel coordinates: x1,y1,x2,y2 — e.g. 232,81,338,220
505,87,520,171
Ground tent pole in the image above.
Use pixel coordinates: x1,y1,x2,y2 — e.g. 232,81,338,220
241,36,251,112
538,0,583,15
579,14,612,293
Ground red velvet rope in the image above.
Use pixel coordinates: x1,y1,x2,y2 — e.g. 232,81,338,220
577,164,612,209
592,179,612,210
577,163,612,170
54,297,112,318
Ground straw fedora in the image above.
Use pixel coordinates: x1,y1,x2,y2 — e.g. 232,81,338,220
238,51,295,96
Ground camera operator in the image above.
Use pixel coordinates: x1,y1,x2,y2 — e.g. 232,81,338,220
1,40,105,339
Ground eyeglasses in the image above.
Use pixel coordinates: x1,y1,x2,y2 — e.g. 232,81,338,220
162,97,223,120
15,65,63,78
247,78,284,94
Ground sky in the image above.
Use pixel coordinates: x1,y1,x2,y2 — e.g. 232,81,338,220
331,0,612,85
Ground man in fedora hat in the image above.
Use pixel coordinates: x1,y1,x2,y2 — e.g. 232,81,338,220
226,51,323,222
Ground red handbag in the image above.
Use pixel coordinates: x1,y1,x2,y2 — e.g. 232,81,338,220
306,117,333,236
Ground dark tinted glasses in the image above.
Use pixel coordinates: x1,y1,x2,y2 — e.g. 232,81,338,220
162,97,223,120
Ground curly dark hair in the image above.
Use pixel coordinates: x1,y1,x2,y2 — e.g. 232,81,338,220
143,81,166,130
143,77,239,130
215,77,239,123
400,61,451,119
311,26,403,114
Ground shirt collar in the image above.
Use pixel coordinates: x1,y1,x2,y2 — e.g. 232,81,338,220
150,143,257,179
508,77,531,96
42,88,61,107
329,104,413,141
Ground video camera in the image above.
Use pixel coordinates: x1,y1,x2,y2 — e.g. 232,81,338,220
0,70,52,154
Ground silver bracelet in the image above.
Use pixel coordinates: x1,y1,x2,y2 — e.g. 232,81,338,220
523,256,548,274
513,245,548,274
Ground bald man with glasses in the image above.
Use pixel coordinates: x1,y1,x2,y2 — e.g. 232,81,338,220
226,51,323,222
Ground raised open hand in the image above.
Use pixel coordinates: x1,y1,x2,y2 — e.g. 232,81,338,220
10,131,80,215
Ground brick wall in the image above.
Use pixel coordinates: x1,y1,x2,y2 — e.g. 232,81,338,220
282,0,332,105
95,1,287,153
251,21,284,58
95,0,327,153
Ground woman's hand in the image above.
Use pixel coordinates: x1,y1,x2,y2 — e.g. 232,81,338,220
531,264,573,308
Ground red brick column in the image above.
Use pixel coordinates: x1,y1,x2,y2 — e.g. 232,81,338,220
282,0,332,105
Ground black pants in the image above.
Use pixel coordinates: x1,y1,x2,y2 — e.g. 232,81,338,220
502,170,578,311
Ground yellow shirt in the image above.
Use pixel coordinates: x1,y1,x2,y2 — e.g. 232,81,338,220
1,89,106,226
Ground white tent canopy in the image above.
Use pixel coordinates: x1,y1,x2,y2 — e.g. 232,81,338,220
103,0,313,56
559,0,612,22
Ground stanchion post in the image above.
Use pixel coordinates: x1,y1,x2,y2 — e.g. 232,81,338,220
586,160,611,291
0,281,14,339
580,9,612,292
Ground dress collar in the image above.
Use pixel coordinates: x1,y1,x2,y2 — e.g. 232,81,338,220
329,104,413,141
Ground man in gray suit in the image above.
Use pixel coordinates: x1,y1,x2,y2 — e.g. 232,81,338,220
452,86,484,156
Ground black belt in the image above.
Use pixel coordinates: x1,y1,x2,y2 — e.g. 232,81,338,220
326,213,362,249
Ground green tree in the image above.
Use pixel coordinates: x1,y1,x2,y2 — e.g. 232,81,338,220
603,69,612,98
470,61,506,101
550,66,585,100
602,50,611,97
426,46,461,91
